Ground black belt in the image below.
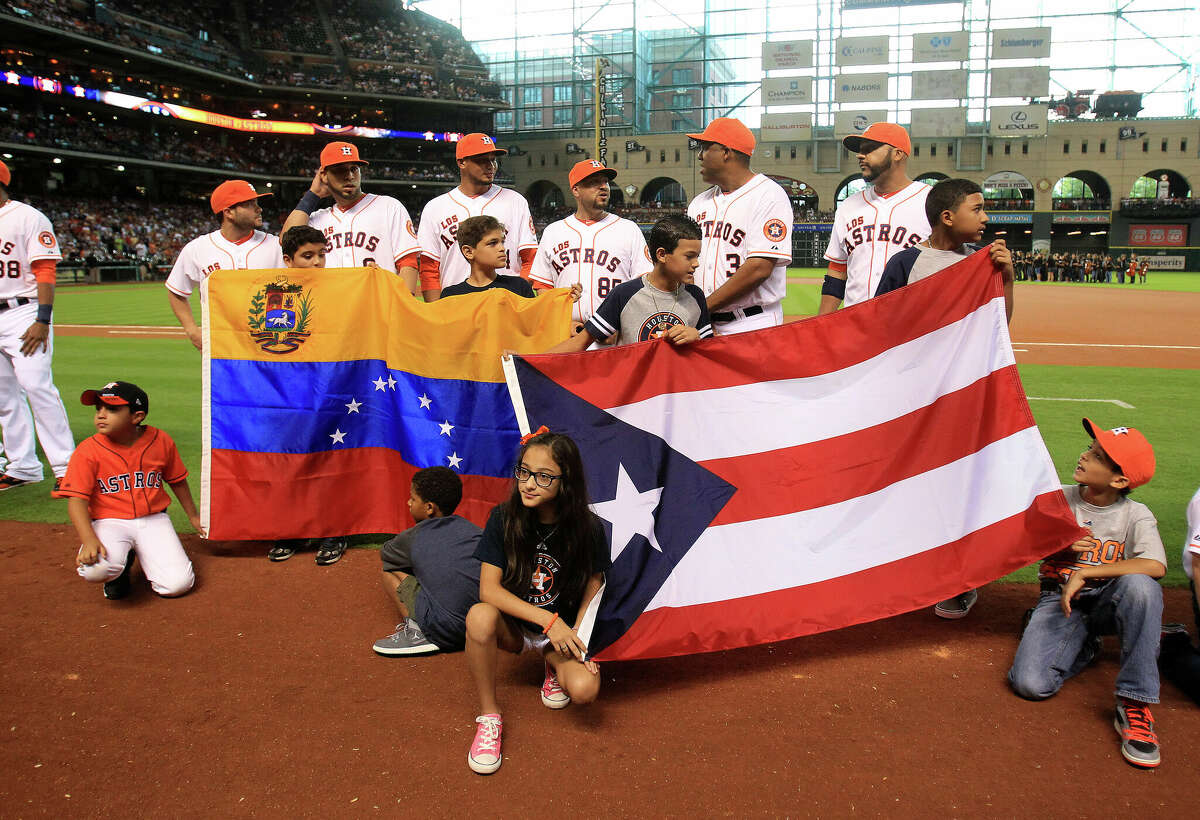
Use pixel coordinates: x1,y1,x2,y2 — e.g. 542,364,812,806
711,305,763,324
1040,580,1061,593
0,297,31,312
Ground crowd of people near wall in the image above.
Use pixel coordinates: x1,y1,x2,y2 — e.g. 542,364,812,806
1012,250,1152,284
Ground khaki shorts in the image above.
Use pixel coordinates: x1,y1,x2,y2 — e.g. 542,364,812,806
396,574,421,616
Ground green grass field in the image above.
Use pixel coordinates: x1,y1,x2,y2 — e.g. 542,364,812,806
5,278,1198,586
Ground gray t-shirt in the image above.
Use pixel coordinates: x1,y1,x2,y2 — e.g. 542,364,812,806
907,244,972,285
1039,484,1167,585
585,275,713,346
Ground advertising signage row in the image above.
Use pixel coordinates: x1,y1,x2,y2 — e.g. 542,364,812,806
763,27,1051,69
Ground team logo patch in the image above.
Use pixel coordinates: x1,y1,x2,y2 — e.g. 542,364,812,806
406,219,416,238
639,311,683,342
341,146,353,156
763,219,787,242
528,551,560,606
38,231,56,248
247,276,314,355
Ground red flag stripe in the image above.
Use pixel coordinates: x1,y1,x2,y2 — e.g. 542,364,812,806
527,250,1002,408
208,448,510,539
594,490,1086,662
702,365,1033,526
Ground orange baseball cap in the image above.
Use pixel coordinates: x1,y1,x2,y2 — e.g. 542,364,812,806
842,122,911,155
0,159,9,187
456,133,507,160
569,159,617,188
1082,418,1156,489
320,141,369,168
210,180,272,214
687,117,756,157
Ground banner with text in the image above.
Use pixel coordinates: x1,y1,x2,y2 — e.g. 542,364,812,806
763,76,814,105
989,105,1047,137
912,69,967,100
990,66,1050,98
910,107,967,137
836,73,889,103
991,27,1052,60
835,109,888,136
763,40,814,70
912,30,969,62
836,35,890,66
760,112,814,142
1129,225,1187,247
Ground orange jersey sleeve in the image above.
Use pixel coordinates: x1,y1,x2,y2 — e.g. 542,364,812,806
827,260,847,275
419,255,441,291
518,247,536,279
31,259,57,284
395,251,420,271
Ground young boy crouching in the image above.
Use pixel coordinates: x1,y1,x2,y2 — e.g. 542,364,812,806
54,381,204,600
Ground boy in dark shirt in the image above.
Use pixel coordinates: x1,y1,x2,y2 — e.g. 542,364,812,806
439,215,536,299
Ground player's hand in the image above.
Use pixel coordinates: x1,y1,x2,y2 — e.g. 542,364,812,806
308,169,333,199
583,659,599,675
568,283,583,302
188,514,208,539
1068,537,1096,553
77,538,106,567
185,326,202,352
545,617,587,661
663,325,701,345
19,321,49,356
989,240,1015,284
1060,571,1086,616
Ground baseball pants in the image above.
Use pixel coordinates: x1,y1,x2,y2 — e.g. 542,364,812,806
713,302,783,336
0,303,75,480
77,513,195,597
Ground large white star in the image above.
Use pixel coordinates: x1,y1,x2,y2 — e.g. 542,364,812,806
372,376,387,391
387,375,397,390
439,420,454,437
345,398,362,413
417,393,432,410
330,429,347,444
591,463,664,562
447,452,463,469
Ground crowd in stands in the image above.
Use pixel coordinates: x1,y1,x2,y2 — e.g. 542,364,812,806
1012,250,1151,284
246,3,332,55
1053,197,1111,210
1120,196,1200,215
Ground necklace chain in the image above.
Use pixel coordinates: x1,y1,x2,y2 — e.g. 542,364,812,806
647,277,679,316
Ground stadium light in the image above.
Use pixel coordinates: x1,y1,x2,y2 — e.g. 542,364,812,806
52,157,62,164
1,153,11,159
116,165,125,171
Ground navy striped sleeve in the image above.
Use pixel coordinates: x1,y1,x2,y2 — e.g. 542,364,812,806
874,247,923,297
585,278,640,341
684,283,714,339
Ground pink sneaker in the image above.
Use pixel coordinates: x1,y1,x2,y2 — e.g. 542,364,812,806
540,663,571,709
468,714,503,774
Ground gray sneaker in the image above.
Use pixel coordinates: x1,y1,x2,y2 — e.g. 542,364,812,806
372,618,439,656
934,588,979,620
1114,698,1160,768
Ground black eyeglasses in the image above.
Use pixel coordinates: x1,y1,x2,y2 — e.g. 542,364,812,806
514,465,561,488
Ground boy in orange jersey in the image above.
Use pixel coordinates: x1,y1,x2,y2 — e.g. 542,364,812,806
53,381,203,600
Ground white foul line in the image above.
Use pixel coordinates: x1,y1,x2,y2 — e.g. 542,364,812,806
1015,341,1200,351
1027,397,1135,409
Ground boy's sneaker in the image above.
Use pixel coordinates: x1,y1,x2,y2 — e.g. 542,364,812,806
1114,698,1161,768
468,714,503,775
103,553,134,600
1159,622,1192,660
934,589,979,620
314,537,348,565
372,618,439,656
267,539,304,561
540,662,571,709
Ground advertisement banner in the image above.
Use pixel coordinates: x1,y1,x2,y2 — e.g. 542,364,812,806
1052,213,1111,225
760,112,814,142
912,69,967,100
836,36,890,67
991,27,1052,60
835,73,889,103
1142,255,1185,270
845,0,962,8
835,109,888,137
912,30,969,62
763,40,814,70
910,107,967,137
983,171,1033,191
762,76,814,105
990,66,1050,98
1128,224,1187,247
989,105,1047,137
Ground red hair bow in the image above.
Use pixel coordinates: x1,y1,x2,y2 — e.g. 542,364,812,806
520,425,550,445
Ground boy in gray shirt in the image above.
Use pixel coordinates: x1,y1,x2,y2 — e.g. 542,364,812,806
1009,419,1166,768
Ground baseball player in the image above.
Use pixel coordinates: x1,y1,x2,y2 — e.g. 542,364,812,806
167,179,284,351
0,159,75,491
820,122,931,314
684,117,793,334
417,133,537,300
530,159,653,325
283,141,421,294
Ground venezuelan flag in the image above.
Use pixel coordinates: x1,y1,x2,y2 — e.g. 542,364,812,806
200,267,573,540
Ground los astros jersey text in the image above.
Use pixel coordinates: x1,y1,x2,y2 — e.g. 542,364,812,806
165,230,284,298
418,185,537,290
54,426,189,521
0,199,62,299
686,173,793,312
825,181,931,307
310,193,420,273
530,213,654,323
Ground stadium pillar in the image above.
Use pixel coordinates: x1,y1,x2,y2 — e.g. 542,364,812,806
1032,211,1052,252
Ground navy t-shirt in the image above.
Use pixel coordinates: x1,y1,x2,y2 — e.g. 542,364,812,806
473,504,610,627
440,274,535,299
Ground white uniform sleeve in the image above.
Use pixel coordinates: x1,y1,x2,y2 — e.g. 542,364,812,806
529,227,557,287
267,236,285,268
165,240,200,297
417,200,443,264
1185,488,1200,580
513,195,538,252
388,199,421,266
27,211,62,263
824,204,848,265
743,186,792,262
630,222,654,277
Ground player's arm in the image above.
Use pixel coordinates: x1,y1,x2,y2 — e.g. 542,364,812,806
168,477,207,538
68,496,106,566
282,170,331,233
988,240,1015,324
20,265,56,355
818,261,847,315
394,251,420,296
167,291,202,351
705,257,775,312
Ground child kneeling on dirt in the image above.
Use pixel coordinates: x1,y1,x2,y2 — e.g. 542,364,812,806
54,381,203,600
1008,419,1166,768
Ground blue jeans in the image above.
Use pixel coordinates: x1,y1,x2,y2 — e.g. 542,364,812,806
1008,574,1162,704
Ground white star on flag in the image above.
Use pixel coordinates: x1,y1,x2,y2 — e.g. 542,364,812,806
372,376,387,391
345,398,362,413
387,375,397,390
591,463,664,562
4,72,18,84
330,429,347,444
447,452,463,469
439,420,454,437
418,393,432,410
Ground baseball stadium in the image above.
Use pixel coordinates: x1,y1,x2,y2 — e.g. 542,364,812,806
1,0,1199,814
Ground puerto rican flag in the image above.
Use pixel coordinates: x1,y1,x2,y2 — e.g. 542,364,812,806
505,249,1085,662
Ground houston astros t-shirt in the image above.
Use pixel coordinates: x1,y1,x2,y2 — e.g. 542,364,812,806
474,505,609,627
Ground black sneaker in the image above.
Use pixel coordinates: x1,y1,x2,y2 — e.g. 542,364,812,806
314,537,348,566
0,474,36,491
267,539,305,562
104,553,134,600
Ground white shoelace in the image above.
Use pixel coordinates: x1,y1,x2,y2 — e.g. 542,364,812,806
473,716,502,753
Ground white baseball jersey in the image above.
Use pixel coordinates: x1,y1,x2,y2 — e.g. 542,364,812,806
165,230,284,298
310,193,420,273
825,181,931,307
686,174,793,312
418,185,537,290
1184,486,1200,581
530,212,654,323
0,199,61,299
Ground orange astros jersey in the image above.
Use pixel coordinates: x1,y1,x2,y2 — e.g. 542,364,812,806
54,427,188,520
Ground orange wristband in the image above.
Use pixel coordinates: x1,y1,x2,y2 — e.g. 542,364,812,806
542,613,559,634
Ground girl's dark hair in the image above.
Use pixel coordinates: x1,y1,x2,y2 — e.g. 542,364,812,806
500,431,596,611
